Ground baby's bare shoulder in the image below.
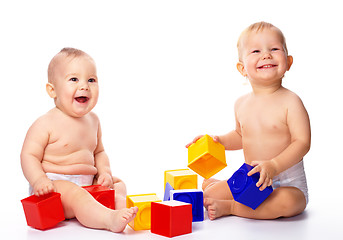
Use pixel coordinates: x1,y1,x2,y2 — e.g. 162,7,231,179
25,110,57,142
88,111,100,121
235,93,251,107
30,110,56,130
279,88,305,107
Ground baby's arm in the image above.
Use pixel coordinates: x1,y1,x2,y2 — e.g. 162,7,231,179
21,117,56,196
94,120,113,188
217,107,242,150
249,94,311,190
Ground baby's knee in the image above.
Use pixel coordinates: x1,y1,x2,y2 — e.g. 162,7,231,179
113,177,127,193
276,188,306,217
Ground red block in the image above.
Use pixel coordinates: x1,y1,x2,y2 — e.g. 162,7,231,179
83,185,115,209
151,200,192,238
21,192,65,230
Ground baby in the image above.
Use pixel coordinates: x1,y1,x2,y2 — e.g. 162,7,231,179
21,48,138,232
187,22,311,220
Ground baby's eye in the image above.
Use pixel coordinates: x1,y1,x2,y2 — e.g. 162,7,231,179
69,77,78,82
252,50,260,53
88,78,96,83
271,48,280,51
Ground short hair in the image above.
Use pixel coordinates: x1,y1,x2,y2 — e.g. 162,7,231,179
237,22,288,61
47,47,92,83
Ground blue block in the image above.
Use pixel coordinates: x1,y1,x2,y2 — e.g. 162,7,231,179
170,189,204,222
163,182,174,201
227,163,273,210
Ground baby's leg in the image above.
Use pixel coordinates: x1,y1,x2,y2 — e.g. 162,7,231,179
230,187,306,219
112,176,127,209
53,180,137,232
205,186,306,220
202,178,220,190
203,179,233,200
202,179,234,220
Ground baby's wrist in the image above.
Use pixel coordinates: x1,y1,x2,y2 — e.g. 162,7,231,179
97,171,111,178
33,175,49,186
270,158,279,175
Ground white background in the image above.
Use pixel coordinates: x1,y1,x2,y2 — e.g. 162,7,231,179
1,0,342,239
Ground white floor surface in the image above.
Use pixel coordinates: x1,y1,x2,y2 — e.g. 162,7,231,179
2,196,342,240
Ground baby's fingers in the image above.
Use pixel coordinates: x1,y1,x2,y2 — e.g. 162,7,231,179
35,185,54,196
212,136,220,143
185,135,204,148
259,178,270,191
247,165,260,176
255,170,266,187
257,172,273,191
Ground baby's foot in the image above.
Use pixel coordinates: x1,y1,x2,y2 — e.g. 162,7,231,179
107,207,138,233
202,178,220,191
204,198,232,220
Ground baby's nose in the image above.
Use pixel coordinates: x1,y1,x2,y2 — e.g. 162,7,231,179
262,52,272,60
79,81,89,90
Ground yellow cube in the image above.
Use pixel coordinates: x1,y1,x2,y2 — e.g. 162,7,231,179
188,134,227,179
126,193,161,230
164,169,197,190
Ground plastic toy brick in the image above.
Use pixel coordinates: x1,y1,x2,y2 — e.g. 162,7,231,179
151,200,192,238
126,193,161,230
83,185,115,210
21,192,65,230
227,163,273,210
170,189,204,222
163,182,174,201
164,169,197,191
188,134,227,179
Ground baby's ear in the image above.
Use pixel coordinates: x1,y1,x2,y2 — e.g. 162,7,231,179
236,61,247,77
46,83,56,98
287,55,293,71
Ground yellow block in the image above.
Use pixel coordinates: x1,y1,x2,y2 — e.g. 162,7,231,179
126,193,161,230
188,134,227,179
164,169,197,190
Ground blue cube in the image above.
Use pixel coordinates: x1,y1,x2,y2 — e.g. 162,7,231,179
227,163,273,210
164,182,174,201
170,189,204,222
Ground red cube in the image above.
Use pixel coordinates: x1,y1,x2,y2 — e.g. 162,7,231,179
82,185,115,209
21,192,65,230
151,200,192,238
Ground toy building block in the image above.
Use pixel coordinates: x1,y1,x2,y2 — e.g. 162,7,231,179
151,200,192,238
170,189,204,222
83,185,115,210
227,163,273,210
163,182,174,201
164,169,197,191
21,192,65,230
126,193,161,230
188,134,227,179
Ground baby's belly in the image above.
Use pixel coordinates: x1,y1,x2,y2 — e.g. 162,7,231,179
42,151,97,175
42,162,97,175
243,136,290,163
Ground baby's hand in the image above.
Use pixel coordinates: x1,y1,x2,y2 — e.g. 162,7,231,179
247,160,278,191
185,135,220,148
33,177,56,196
97,173,114,189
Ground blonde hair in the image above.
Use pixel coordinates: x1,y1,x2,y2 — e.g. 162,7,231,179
47,47,92,83
237,22,288,61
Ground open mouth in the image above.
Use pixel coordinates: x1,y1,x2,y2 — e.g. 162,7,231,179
75,96,89,103
258,64,277,69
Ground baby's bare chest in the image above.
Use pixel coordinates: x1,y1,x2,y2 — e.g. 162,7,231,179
47,120,98,154
237,99,288,135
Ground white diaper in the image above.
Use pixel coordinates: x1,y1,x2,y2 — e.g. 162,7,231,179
29,173,94,195
272,161,309,205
